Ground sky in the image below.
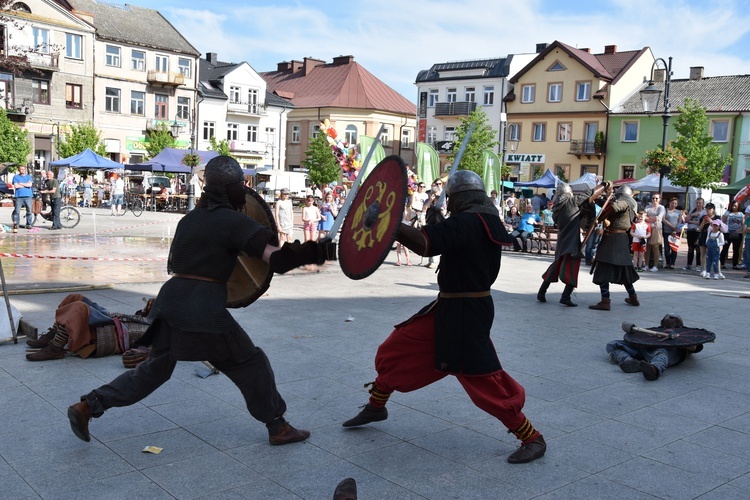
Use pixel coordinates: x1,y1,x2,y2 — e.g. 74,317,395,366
129,0,750,103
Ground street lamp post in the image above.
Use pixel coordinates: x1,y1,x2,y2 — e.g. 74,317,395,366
171,116,197,212
640,56,673,196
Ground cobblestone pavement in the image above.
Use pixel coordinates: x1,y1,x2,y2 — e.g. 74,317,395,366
1,205,749,499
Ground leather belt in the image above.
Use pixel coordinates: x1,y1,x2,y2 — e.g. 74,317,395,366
605,228,627,234
439,290,491,299
172,273,224,284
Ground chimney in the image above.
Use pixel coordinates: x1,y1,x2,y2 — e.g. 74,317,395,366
205,52,218,65
653,68,666,83
604,45,617,54
303,57,326,75
580,48,591,53
291,60,303,72
535,43,548,53
690,66,704,80
277,61,292,72
332,55,354,66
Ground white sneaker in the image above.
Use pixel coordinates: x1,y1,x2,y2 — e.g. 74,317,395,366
713,274,719,280
700,271,707,278
705,273,710,279
650,266,659,272
718,273,725,279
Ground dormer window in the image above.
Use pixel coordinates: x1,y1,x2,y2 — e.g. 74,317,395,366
548,61,566,71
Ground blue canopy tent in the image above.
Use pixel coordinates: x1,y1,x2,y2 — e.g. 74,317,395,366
125,148,219,174
514,169,560,188
49,148,123,170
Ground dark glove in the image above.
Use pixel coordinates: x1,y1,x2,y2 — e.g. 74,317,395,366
269,240,321,274
425,205,445,225
318,237,338,262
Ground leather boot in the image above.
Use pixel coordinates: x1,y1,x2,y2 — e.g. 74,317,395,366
625,293,640,306
588,298,611,311
267,418,310,445
26,344,64,361
559,285,577,307
507,435,547,464
68,400,92,442
26,329,56,348
333,477,358,500
342,404,388,427
639,361,660,381
536,283,549,303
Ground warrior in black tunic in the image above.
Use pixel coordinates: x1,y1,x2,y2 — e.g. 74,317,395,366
342,170,547,464
536,182,593,307
67,157,335,445
589,184,640,311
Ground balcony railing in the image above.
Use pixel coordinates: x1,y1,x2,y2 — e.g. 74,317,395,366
227,101,264,115
146,71,185,86
26,51,60,71
569,140,601,155
434,101,477,117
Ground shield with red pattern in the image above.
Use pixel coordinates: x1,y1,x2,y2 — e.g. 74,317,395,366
339,155,408,280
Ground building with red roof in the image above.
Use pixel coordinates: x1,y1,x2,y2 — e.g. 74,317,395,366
261,55,417,171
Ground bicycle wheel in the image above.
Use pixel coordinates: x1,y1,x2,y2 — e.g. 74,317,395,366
117,203,126,216
131,198,144,217
59,206,81,228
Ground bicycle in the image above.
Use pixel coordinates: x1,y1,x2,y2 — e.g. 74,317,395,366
32,192,82,229
117,192,144,217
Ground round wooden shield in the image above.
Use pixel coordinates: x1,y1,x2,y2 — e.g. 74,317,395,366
339,155,407,280
226,188,276,308
624,326,716,348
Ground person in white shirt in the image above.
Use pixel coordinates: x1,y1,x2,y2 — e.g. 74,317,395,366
110,174,125,216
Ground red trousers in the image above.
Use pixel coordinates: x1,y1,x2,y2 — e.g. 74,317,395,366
372,312,527,430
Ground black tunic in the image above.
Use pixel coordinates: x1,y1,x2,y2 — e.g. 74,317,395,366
139,205,274,361
592,194,640,286
420,212,508,375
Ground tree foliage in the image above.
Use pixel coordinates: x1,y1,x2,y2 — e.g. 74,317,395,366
208,136,232,157
144,122,176,159
57,122,107,159
668,98,731,189
0,108,31,169
304,132,340,187
449,108,499,176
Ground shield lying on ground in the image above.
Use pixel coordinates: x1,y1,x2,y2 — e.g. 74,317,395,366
226,188,276,308
339,155,407,280
624,326,716,348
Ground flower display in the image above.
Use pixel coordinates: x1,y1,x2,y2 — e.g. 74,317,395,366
319,119,362,181
640,144,686,176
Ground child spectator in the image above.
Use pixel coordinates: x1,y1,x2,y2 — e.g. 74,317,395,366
542,200,554,228
705,219,725,279
631,211,650,271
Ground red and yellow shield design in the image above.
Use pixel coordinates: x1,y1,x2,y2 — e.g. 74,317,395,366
339,156,407,280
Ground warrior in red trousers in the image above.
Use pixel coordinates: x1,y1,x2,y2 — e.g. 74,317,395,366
342,170,547,464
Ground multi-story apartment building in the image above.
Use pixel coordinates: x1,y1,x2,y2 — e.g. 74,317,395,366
608,68,750,183
1,0,95,171
415,50,536,171
261,56,417,172
69,0,199,164
197,52,293,170
506,41,654,182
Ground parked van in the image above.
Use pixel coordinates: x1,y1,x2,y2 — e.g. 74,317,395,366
256,170,307,202
127,175,173,195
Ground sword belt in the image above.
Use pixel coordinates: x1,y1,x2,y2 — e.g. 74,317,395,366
172,273,225,284
439,290,491,299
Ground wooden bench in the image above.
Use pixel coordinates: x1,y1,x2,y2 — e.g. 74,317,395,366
530,227,558,254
